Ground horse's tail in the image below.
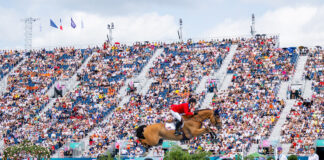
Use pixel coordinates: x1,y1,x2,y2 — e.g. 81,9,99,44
136,125,147,139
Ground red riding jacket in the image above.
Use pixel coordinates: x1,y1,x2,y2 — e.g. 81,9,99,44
171,103,194,116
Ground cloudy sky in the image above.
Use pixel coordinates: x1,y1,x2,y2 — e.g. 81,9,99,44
0,0,323,49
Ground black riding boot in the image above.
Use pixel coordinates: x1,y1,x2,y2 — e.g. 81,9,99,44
174,120,182,135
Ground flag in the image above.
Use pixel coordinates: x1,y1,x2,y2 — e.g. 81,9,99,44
59,18,63,30
71,18,76,29
50,19,58,29
81,19,84,29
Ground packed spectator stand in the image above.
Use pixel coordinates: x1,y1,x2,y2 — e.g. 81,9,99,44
280,47,323,156
0,48,92,154
83,39,233,157
186,37,300,157
0,37,322,159
0,50,24,81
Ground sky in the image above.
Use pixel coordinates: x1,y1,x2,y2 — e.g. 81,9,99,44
0,0,323,49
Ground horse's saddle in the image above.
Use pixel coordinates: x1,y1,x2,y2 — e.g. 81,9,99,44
165,122,176,130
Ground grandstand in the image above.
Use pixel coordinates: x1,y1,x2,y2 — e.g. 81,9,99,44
0,37,323,159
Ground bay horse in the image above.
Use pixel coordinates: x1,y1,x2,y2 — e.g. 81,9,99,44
135,109,222,147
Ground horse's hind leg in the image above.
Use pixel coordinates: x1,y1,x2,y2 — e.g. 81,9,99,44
143,133,161,146
140,139,150,147
158,139,163,145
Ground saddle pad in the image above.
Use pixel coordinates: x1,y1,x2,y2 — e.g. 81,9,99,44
165,122,176,130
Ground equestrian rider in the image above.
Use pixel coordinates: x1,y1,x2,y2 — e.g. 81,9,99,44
170,98,197,135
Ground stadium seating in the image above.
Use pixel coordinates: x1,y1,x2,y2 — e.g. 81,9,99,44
186,37,298,156
84,40,233,157
0,50,24,81
0,39,322,159
280,48,323,155
1,48,92,153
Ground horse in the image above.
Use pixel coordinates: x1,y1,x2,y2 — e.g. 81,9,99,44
135,109,222,147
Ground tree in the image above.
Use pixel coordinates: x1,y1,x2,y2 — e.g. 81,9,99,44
164,145,211,160
244,153,266,160
3,140,51,160
287,155,298,160
97,151,114,160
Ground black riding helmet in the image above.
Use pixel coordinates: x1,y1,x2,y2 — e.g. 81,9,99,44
188,98,197,104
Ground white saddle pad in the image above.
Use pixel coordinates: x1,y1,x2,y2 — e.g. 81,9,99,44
165,122,176,130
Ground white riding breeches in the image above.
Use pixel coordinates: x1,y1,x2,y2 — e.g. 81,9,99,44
170,110,182,121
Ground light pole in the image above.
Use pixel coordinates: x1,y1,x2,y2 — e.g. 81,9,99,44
250,14,256,37
21,17,40,50
178,18,183,42
107,22,114,44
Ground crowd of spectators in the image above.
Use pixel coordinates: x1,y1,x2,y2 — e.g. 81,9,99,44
0,48,92,154
46,43,157,156
280,48,323,155
0,50,24,80
185,36,299,157
0,38,321,159
83,40,233,158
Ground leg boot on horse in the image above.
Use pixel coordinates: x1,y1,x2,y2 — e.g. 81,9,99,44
174,120,182,135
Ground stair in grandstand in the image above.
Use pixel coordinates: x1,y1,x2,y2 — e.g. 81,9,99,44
195,75,209,94
213,45,237,78
0,58,27,95
137,48,163,82
0,58,33,151
69,48,164,158
200,93,214,109
62,52,99,94
115,48,163,109
277,82,289,100
248,143,259,155
292,56,308,84
40,51,96,115
247,100,296,155
48,51,105,158
282,143,292,155
255,54,310,155
1,52,95,153
200,45,238,109
129,48,164,96
139,78,154,95
303,80,313,99
200,73,233,109
195,45,237,95
219,73,233,91
269,99,295,142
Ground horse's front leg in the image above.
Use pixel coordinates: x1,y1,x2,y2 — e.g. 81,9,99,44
190,128,209,137
205,127,219,143
192,126,216,141
204,127,216,139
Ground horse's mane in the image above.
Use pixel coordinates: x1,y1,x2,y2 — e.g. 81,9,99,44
183,108,212,121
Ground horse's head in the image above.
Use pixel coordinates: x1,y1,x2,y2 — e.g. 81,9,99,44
210,109,222,130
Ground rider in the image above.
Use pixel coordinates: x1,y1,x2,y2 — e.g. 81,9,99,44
170,98,197,135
